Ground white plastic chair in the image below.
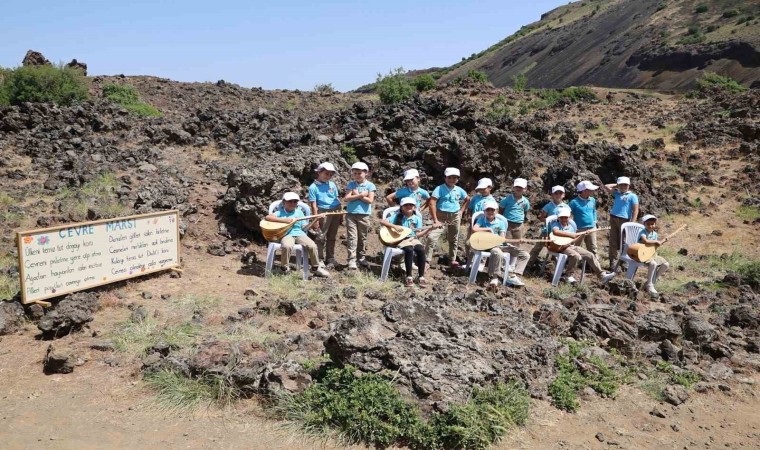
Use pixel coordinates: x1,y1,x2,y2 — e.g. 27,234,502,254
379,206,423,282
264,200,312,280
543,215,587,287
618,222,646,281
467,212,512,285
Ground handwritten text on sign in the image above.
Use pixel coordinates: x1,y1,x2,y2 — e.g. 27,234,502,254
18,210,180,304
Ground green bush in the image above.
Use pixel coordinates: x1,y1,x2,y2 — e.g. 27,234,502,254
696,72,747,93
737,261,760,289
695,4,708,14
340,144,358,164
0,64,89,106
656,2,667,12
413,74,436,92
538,86,597,108
276,366,530,450
314,83,335,94
512,73,528,91
722,10,739,18
466,70,488,83
375,67,415,105
486,95,512,120
102,83,161,116
687,25,701,35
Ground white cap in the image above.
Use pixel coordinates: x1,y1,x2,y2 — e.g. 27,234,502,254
315,162,336,172
641,214,657,223
513,178,528,189
617,176,631,185
551,186,565,194
400,197,416,207
403,169,420,181
351,162,369,172
282,192,300,201
476,178,493,190
482,200,498,210
557,208,571,218
444,167,460,177
576,180,599,191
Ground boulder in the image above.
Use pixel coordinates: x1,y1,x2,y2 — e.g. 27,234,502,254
65,59,87,75
637,311,682,342
22,50,51,66
37,292,100,339
728,306,759,329
43,345,75,374
0,301,25,335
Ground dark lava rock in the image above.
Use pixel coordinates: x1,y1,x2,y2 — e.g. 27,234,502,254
207,242,227,256
342,286,358,299
0,301,25,335
662,384,689,406
65,58,87,75
637,311,681,342
660,339,680,362
259,360,313,394
571,306,637,350
43,345,75,374
129,305,148,323
22,49,51,66
605,278,638,299
682,317,717,345
728,306,759,329
38,292,99,339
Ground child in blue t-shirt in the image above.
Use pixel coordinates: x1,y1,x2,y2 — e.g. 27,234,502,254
638,214,670,297
603,176,640,268
428,167,470,268
379,197,438,287
527,185,568,268
569,180,600,255
465,177,496,261
385,168,431,209
308,162,341,267
550,209,615,285
471,200,528,288
344,162,376,269
498,178,530,239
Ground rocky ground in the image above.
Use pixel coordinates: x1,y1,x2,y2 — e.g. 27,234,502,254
0,75,759,448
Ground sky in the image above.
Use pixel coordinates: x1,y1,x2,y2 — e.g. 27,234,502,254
1,0,569,91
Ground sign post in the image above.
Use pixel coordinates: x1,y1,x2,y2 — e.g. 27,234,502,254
16,210,181,305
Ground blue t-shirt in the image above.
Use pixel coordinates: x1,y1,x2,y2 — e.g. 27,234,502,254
390,212,423,237
639,229,659,242
610,190,639,219
469,194,496,213
542,201,568,217
550,220,577,234
395,186,430,208
345,180,376,215
499,194,531,223
275,208,307,238
569,196,597,229
432,184,467,213
308,180,340,210
475,215,508,235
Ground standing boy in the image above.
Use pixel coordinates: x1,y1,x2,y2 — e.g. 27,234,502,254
385,169,430,209
499,178,530,239
265,192,330,277
344,162,376,270
527,185,568,268
569,180,600,255
603,176,639,269
638,214,670,297
428,167,470,268
308,162,341,268
471,200,529,288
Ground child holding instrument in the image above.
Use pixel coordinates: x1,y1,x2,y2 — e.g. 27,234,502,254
345,162,377,270
465,178,496,261
380,197,437,287
569,180,600,255
602,176,639,269
429,167,470,268
550,209,615,285
265,192,330,277
527,185,568,268
471,201,528,287
308,162,341,268
638,214,670,296
499,178,530,239
385,169,430,209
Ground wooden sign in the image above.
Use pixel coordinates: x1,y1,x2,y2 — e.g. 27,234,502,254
17,210,181,304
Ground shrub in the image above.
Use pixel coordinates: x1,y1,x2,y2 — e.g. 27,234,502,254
486,95,512,120
144,369,241,409
737,261,760,289
695,4,708,14
340,144,358,164
0,64,88,106
512,73,528,91
102,83,161,117
413,74,436,92
657,2,667,12
722,10,739,18
375,67,415,105
313,83,335,95
466,70,488,83
687,25,701,35
537,86,597,108
696,72,748,93
706,24,719,33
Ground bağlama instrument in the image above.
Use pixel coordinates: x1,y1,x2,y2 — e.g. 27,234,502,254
260,212,345,242
469,231,549,251
627,225,687,263
546,227,610,253
379,221,454,247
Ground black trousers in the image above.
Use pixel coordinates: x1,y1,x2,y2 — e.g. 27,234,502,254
402,244,426,277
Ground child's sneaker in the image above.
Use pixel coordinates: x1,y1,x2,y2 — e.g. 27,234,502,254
418,277,428,287
565,276,578,285
601,271,616,283
489,277,499,287
313,267,331,278
405,277,414,287
347,261,358,270
505,275,525,287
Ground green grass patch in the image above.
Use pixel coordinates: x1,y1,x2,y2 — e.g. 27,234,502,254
638,361,701,400
696,72,747,93
110,316,201,355
214,321,278,345
274,366,529,449
542,284,588,301
548,341,625,412
737,205,760,221
737,261,760,289
56,172,130,221
102,83,162,117
0,272,19,301
144,369,241,409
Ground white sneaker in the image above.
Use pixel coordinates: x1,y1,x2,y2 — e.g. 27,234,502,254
566,276,578,285
506,275,525,287
601,271,616,283
647,283,659,296
313,267,331,278
318,261,326,269
489,278,499,287
347,261,358,270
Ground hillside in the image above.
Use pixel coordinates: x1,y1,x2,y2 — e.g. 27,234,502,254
433,0,760,90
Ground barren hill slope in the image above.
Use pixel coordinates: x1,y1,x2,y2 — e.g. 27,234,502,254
434,0,760,90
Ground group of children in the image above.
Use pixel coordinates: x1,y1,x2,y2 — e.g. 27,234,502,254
267,162,670,295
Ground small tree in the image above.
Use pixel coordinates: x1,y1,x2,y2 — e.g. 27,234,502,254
313,83,336,95
413,74,436,92
0,64,88,106
375,67,415,105
467,70,488,83
512,73,528,91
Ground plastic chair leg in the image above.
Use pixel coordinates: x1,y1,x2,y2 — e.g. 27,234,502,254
298,248,309,280
552,254,567,287
501,254,512,286
265,244,277,277
579,260,587,285
468,252,483,284
380,247,394,282
625,262,639,280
